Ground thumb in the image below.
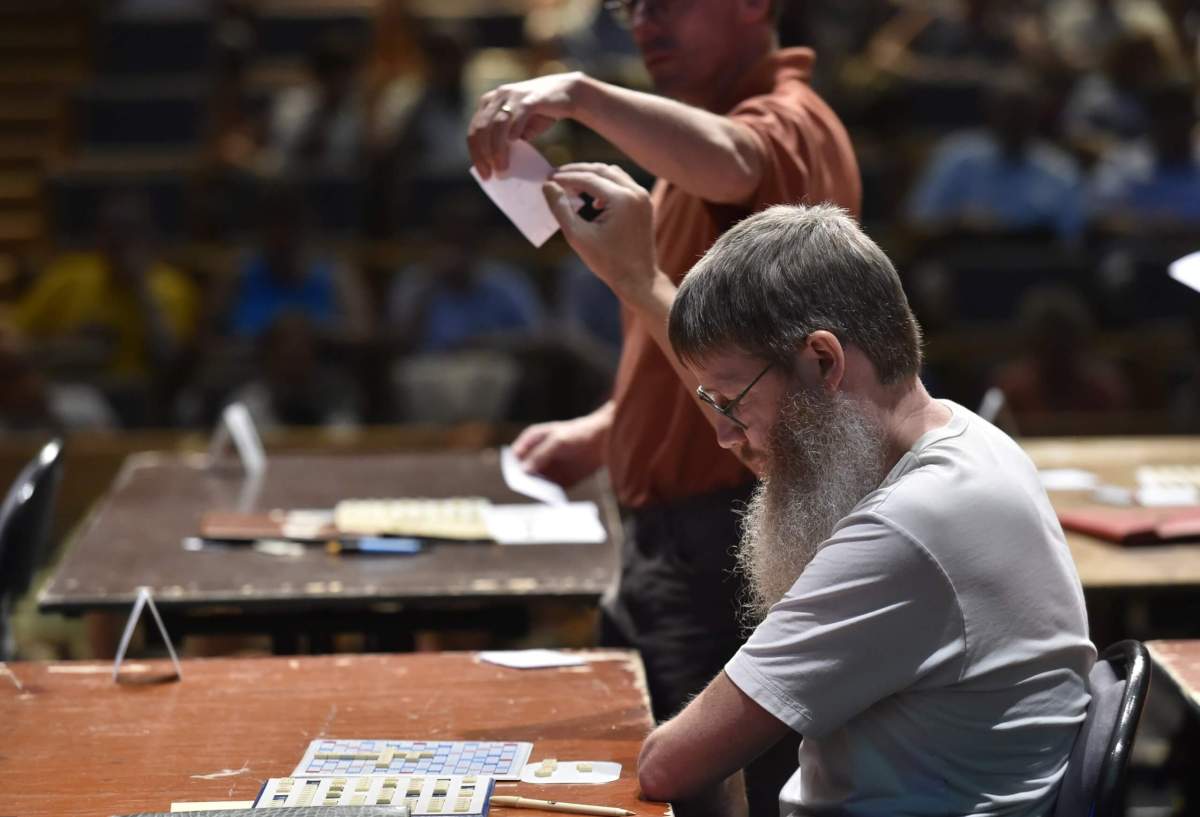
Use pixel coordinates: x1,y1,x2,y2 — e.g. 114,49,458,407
542,180,577,233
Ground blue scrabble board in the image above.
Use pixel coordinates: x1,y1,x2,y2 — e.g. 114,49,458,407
293,740,533,781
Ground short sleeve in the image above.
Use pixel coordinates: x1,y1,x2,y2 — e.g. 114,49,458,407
727,96,812,210
725,511,967,737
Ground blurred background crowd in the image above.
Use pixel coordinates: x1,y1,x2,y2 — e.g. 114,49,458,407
0,0,1197,440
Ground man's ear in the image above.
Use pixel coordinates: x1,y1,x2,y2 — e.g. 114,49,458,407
806,330,846,392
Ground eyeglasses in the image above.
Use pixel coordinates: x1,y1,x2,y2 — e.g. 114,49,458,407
604,0,686,27
696,361,773,431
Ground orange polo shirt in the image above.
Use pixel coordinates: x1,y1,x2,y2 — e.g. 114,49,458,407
607,47,861,509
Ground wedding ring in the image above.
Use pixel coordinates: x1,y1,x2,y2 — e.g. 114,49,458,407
499,103,514,114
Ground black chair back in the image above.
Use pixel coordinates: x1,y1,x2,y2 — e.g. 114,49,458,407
1053,640,1151,817
0,439,65,657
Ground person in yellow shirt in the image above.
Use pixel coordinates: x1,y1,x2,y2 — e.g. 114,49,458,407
11,193,197,381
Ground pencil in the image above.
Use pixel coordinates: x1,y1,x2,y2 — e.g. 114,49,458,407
491,795,635,816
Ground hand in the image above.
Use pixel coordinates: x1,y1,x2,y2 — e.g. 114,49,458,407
542,163,659,305
468,72,585,179
511,412,608,488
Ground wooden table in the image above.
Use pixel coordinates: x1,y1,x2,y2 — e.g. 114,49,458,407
1022,437,1200,591
37,450,621,648
1147,640,1200,718
0,650,663,817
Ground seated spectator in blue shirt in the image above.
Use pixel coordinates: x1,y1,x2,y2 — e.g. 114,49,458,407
906,73,1085,240
1088,79,1200,232
224,183,369,340
387,196,543,353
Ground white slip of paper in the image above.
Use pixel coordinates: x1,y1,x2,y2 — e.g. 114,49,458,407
500,445,568,505
469,140,559,247
1038,468,1100,491
1136,485,1200,507
482,502,606,545
1169,251,1200,294
477,649,587,669
518,760,622,785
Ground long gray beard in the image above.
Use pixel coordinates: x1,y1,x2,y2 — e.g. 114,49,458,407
736,387,887,627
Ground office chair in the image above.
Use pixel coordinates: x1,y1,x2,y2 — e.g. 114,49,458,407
1053,640,1151,817
0,438,65,660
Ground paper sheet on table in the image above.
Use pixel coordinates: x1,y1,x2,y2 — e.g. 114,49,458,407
478,649,587,669
1169,251,1200,294
1039,468,1100,491
501,445,567,505
470,140,559,247
482,502,605,544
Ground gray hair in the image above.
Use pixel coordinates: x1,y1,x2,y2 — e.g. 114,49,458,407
668,204,922,384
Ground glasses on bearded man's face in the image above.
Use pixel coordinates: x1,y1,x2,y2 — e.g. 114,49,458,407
604,0,688,27
695,361,773,431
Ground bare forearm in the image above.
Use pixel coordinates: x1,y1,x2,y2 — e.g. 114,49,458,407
622,270,698,393
638,672,789,803
572,76,761,205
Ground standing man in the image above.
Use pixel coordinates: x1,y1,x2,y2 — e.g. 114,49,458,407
469,2,859,812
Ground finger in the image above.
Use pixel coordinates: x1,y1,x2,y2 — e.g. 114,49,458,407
466,93,508,178
511,423,549,458
488,100,521,175
542,180,580,231
551,170,630,207
467,110,495,179
522,432,560,476
557,162,640,190
517,113,556,142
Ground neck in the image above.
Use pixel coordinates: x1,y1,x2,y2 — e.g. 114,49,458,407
695,35,777,112
870,379,952,471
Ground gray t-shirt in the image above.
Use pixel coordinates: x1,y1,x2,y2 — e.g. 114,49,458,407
726,400,1094,817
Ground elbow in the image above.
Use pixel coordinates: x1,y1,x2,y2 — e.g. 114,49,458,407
637,730,683,802
705,159,761,206
696,125,762,205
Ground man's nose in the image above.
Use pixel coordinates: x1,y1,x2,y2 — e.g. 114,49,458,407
714,415,747,450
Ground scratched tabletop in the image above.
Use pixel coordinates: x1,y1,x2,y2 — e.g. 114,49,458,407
39,450,622,615
0,650,665,817
1147,640,1200,719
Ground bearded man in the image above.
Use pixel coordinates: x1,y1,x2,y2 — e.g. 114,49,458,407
618,203,1095,815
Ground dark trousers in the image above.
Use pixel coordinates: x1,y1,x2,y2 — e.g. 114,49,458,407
601,483,801,817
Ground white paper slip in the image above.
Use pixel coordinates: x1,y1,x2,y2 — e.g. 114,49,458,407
169,802,254,812
470,140,559,247
1136,464,1200,489
1039,468,1100,491
519,759,621,785
1169,250,1200,294
1092,484,1134,506
482,502,606,545
501,445,568,505
478,649,587,670
1137,484,1200,507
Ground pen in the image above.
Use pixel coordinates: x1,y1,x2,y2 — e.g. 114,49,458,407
491,795,635,816
326,536,423,555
